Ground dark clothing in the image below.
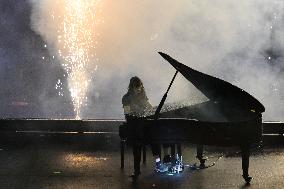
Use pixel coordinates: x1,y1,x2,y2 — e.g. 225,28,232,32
122,91,151,175
132,144,142,175
122,92,152,117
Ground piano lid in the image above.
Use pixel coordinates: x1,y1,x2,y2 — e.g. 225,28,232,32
158,52,265,114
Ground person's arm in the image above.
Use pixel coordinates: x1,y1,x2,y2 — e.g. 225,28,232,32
122,94,131,115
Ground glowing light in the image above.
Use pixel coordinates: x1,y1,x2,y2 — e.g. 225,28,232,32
63,154,108,167
55,79,64,96
53,0,102,119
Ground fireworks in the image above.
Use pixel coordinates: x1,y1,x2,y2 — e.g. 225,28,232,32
52,0,102,119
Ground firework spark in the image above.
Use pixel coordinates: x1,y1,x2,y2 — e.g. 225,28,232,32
53,0,101,119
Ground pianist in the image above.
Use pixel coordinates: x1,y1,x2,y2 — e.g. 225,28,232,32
122,76,169,176
122,76,152,117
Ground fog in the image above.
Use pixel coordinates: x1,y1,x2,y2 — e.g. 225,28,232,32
0,0,283,120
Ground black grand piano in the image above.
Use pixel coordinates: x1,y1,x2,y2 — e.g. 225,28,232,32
119,52,265,183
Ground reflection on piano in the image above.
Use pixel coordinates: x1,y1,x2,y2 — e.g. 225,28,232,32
119,52,265,183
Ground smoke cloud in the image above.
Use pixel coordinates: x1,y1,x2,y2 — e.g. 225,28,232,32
1,0,284,120
90,0,283,120
0,0,74,118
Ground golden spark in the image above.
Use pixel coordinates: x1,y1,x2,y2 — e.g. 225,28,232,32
54,0,101,119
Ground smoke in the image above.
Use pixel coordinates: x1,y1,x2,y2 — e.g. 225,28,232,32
0,0,74,118
18,0,284,120
86,0,284,120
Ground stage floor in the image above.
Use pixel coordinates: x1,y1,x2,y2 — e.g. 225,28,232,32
0,133,284,189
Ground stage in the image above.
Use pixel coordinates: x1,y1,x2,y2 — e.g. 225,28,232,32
0,119,283,188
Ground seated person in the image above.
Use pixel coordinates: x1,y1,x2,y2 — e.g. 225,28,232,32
122,76,170,176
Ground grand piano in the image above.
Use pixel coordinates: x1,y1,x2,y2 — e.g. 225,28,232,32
119,52,265,183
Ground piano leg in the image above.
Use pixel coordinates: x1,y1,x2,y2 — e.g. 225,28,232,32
170,144,175,158
177,144,182,157
157,144,162,160
196,145,206,168
143,145,146,164
132,144,142,177
120,140,125,169
241,144,252,183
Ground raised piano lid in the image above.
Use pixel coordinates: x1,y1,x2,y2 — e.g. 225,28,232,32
158,52,265,115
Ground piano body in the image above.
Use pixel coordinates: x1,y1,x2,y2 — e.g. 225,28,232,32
119,52,265,183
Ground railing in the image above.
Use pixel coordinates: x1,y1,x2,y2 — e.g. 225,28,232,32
0,119,124,133
0,119,283,143
262,122,284,144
